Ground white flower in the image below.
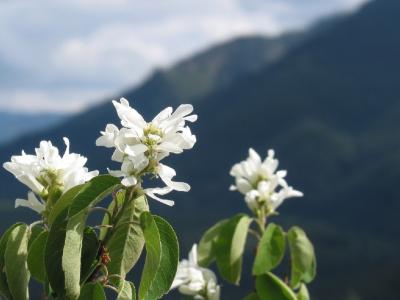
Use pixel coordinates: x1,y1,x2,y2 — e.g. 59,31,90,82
97,98,197,205
230,148,303,213
171,244,220,300
15,192,45,214
3,138,99,213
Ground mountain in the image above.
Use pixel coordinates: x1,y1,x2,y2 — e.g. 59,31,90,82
0,30,306,201
0,112,66,145
0,0,399,299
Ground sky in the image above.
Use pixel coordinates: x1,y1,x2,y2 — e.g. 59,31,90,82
0,0,368,114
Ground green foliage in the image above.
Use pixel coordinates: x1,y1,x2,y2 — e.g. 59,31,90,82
256,273,297,300
48,185,83,225
197,219,228,267
215,214,252,285
139,212,161,300
244,292,261,300
45,209,69,297
252,223,286,276
28,230,48,283
117,280,136,300
0,223,22,299
63,210,87,299
28,224,44,248
0,173,181,300
106,194,149,278
62,175,121,299
67,175,121,217
99,190,126,240
149,216,179,299
287,226,317,289
139,212,179,300
297,284,310,300
80,227,100,284
5,223,30,300
78,283,106,300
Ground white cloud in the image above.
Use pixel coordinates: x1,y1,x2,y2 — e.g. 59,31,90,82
0,0,369,113
0,88,111,113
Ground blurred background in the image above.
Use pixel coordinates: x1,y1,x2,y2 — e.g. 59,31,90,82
0,0,399,299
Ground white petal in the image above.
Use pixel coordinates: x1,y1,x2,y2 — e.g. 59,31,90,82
172,104,193,119
16,174,44,195
236,178,252,194
157,142,183,154
96,124,119,148
158,164,190,192
184,114,198,122
111,149,125,162
249,148,262,165
188,244,198,265
15,192,45,214
112,98,146,130
277,170,287,178
63,137,70,156
144,187,175,206
152,107,173,124
125,144,148,156
108,168,125,177
121,176,137,187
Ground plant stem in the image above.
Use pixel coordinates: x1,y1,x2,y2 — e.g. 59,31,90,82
101,186,138,245
248,228,261,240
90,207,113,221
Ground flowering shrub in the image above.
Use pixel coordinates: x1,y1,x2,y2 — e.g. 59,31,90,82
0,99,316,300
184,148,317,300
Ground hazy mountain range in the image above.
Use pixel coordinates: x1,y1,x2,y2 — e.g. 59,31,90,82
0,0,399,299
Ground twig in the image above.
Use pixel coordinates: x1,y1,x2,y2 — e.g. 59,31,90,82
248,228,261,240
90,207,113,220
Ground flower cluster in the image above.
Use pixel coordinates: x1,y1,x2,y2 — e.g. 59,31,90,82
3,138,98,213
230,148,303,214
96,98,197,205
171,244,220,300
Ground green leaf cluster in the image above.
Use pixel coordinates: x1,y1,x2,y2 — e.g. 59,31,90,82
199,214,317,300
0,175,180,300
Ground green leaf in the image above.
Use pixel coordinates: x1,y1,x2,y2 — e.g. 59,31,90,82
256,273,297,300
244,292,261,300
45,209,69,297
117,280,136,300
99,190,126,240
138,212,161,300
297,284,310,300
106,195,149,278
5,223,30,300
143,215,179,300
80,227,100,284
28,230,49,283
62,175,121,300
28,224,44,248
197,219,228,267
0,223,23,299
287,227,317,289
48,184,84,225
68,175,121,218
78,282,106,300
215,214,251,284
63,210,87,300
253,223,286,275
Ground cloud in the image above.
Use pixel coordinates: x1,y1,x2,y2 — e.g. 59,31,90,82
0,0,369,113
0,88,110,113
